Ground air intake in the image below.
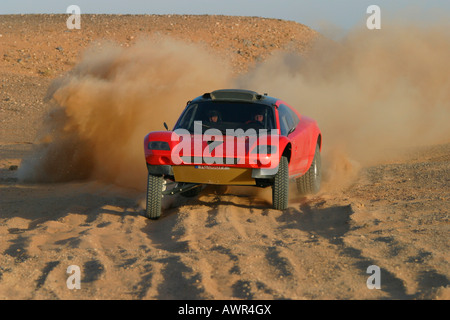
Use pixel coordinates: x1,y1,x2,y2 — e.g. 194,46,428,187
208,89,265,102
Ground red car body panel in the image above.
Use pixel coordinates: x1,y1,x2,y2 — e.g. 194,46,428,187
274,100,321,178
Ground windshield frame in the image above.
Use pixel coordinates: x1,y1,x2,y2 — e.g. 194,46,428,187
173,101,276,135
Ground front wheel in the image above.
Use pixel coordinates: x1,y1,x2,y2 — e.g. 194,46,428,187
145,174,164,219
272,156,289,210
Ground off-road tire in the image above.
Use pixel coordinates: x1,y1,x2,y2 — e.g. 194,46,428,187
296,143,321,195
146,174,164,219
272,156,289,210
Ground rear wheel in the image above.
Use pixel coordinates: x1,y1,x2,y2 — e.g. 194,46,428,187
296,144,321,195
272,156,289,210
145,174,164,219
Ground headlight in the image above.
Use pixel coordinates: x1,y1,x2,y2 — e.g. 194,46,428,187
148,141,170,151
251,145,277,155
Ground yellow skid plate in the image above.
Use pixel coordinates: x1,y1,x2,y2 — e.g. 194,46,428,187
173,165,255,185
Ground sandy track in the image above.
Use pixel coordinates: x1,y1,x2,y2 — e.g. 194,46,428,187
1,142,448,299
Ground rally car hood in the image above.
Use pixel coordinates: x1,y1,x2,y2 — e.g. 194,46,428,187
144,130,286,169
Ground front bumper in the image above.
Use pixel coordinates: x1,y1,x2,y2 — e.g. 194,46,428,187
146,164,278,185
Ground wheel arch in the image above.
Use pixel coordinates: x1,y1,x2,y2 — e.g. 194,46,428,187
317,133,322,151
281,143,292,163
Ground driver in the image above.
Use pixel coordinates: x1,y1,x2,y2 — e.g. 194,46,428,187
254,112,264,123
208,110,220,123
246,111,264,124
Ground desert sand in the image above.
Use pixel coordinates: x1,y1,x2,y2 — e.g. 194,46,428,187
0,14,449,300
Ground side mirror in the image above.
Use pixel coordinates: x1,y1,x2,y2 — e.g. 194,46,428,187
163,122,169,131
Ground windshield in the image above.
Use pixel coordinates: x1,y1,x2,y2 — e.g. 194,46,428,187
174,101,276,135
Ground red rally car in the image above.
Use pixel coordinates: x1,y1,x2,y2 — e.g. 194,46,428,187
144,89,322,219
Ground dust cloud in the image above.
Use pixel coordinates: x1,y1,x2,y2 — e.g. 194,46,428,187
18,36,231,190
19,23,450,193
235,22,450,189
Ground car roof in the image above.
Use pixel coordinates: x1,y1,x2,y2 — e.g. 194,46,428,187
190,89,279,107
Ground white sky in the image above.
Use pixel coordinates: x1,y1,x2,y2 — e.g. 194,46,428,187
1,0,449,32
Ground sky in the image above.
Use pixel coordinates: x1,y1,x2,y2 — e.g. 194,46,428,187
1,0,449,32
